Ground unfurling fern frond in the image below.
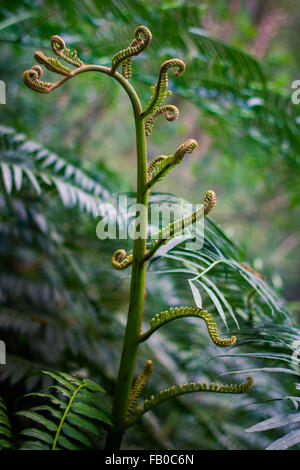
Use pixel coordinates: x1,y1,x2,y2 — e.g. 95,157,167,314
15,371,113,450
111,249,133,270
34,51,72,76
22,65,53,94
50,35,84,68
127,360,153,418
0,397,15,449
145,105,179,136
142,59,186,117
146,138,198,190
139,307,236,347
144,190,216,261
126,377,254,426
111,25,152,77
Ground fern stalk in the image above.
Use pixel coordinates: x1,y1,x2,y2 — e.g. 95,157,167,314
52,382,84,450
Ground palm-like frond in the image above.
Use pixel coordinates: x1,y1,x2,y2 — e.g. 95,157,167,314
15,370,113,450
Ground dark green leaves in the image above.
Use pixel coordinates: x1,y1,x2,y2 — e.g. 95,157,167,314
15,370,112,450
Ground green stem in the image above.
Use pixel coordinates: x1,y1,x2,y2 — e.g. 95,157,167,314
52,384,83,450
55,64,149,449
105,88,148,450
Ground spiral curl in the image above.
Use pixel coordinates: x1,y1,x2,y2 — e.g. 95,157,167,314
111,249,133,270
111,25,152,76
203,190,217,216
50,35,84,67
34,51,71,76
145,105,179,136
142,58,186,116
146,139,198,189
127,360,153,418
140,307,236,347
127,376,254,424
22,65,53,93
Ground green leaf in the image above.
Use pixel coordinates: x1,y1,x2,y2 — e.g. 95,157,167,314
267,429,300,450
71,402,113,426
62,423,93,448
19,440,50,450
20,427,53,445
83,378,105,393
1,162,12,193
42,371,76,391
66,412,102,437
57,434,80,450
15,411,57,432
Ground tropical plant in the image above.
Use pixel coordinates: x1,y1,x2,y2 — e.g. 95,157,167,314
0,2,299,451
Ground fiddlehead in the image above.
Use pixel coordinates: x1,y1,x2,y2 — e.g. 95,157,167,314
126,360,153,418
139,307,236,347
146,138,198,190
34,51,72,76
111,249,133,270
144,190,216,261
145,105,179,136
50,35,84,67
22,65,53,94
111,25,152,77
126,376,254,426
142,58,186,117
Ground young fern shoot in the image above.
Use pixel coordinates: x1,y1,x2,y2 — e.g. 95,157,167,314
23,25,253,450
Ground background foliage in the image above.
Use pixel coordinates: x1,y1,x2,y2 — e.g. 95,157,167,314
0,0,299,450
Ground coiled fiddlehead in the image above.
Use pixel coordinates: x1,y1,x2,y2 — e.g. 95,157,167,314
142,59,186,117
111,249,133,270
145,105,179,136
139,307,236,347
50,35,84,67
144,190,216,261
34,51,72,76
127,360,153,418
111,25,152,76
126,377,254,426
22,65,53,94
146,138,198,190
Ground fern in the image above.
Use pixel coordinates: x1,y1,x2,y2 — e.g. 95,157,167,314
16,371,113,450
0,398,15,449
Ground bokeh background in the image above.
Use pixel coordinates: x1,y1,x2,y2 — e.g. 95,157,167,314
0,0,300,450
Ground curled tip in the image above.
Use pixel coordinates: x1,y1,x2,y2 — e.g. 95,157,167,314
51,35,66,52
203,190,217,216
134,25,152,47
111,25,152,75
111,249,133,270
160,58,186,77
34,51,72,76
22,66,53,93
145,105,179,136
50,34,83,67
174,138,198,159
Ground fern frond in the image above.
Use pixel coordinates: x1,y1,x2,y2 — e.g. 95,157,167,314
127,360,153,418
144,190,216,261
139,306,236,347
146,138,198,190
16,371,112,450
127,376,254,426
111,249,133,270
34,51,72,76
111,25,152,76
145,105,179,136
142,58,186,117
0,398,15,449
22,65,53,94
50,35,84,68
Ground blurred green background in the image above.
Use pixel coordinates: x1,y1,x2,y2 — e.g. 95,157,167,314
0,0,300,450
